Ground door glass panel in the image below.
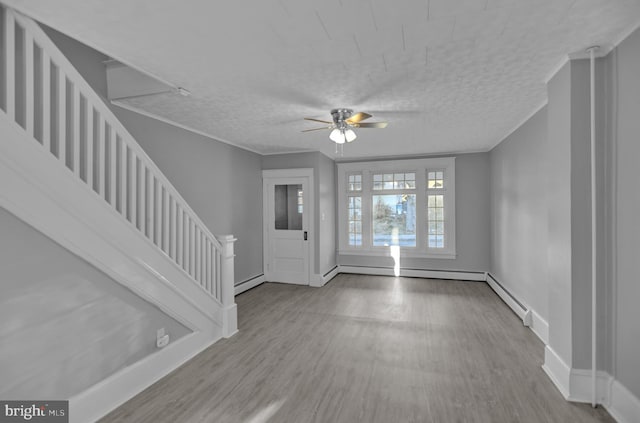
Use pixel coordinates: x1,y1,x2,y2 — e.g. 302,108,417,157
274,184,303,230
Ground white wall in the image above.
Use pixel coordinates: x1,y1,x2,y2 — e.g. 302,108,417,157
0,208,190,399
489,106,549,319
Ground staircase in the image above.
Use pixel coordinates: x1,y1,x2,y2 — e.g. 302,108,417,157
0,4,236,422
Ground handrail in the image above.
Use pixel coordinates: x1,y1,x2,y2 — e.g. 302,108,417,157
1,5,232,306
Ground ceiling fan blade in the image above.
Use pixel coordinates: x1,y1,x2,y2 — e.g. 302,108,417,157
355,122,388,128
345,112,372,124
301,126,332,132
304,117,333,124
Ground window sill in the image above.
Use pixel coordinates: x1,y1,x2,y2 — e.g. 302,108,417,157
337,249,457,260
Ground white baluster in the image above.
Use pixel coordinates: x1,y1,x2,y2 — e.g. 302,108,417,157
41,50,51,151
96,116,105,196
24,31,34,136
128,149,136,225
206,240,212,294
155,179,162,247
109,126,117,206
73,85,81,177
85,103,93,188
119,137,127,215
57,67,66,165
138,161,146,234
191,220,197,278
170,197,177,260
185,216,192,274
163,188,170,253
216,250,221,299
195,229,201,283
177,206,184,268
201,235,206,289
4,9,15,119
147,171,154,241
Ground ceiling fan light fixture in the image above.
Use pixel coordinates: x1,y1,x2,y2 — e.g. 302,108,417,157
345,128,357,142
329,128,346,144
304,109,386,147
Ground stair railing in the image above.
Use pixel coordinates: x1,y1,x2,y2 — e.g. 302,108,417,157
0,5,236,322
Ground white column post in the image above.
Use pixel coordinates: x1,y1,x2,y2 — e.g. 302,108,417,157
217,234,237,338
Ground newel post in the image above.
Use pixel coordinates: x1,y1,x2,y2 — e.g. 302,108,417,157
217,234,238,338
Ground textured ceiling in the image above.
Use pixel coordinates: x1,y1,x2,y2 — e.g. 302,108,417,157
5,0,640,159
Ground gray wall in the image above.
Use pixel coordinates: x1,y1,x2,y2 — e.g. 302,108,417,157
318,153,337,275
41,24,109,99
544,59,597,370
545,62,574,365
262,151,337,276
607,26,640,399
489,106,549,319
44,25,264,285
338,152,491,273
0,208,190,399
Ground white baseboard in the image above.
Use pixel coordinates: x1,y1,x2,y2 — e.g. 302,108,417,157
529,309,549,345
235,274,265,295
568,369,611,404
338,265,486,281
222,304,238,338
310,266,340,287
69,329,219,423
540,345,640,423
542,345,572,399
565,369,640,423
606,378,640,423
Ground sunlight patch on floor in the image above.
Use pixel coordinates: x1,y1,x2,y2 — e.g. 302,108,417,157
246,399,286,423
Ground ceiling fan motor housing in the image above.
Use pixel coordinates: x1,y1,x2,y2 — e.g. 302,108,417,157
331,108,353,124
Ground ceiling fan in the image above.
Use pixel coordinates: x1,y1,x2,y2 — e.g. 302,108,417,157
303,108,388,144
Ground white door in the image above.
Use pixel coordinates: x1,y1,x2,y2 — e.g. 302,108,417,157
263,169,313,285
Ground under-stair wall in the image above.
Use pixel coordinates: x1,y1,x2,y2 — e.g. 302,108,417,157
0,4,237,422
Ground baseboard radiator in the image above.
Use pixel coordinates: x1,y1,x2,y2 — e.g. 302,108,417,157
485,273,532,326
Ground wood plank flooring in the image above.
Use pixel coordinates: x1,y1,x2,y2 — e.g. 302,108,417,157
100,274,614,423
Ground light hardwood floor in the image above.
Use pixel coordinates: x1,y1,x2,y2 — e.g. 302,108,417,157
100,274,613,423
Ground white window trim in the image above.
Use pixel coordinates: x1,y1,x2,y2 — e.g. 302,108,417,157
337,157,456,259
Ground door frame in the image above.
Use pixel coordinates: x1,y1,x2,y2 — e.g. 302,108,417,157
262,168,314,284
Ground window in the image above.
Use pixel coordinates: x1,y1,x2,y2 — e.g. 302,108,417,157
337,158,456,258
347,173,362,246
348,174,362,191
427,170,445,248
348,196,362,246
372,172,416,190
427,171,444,189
